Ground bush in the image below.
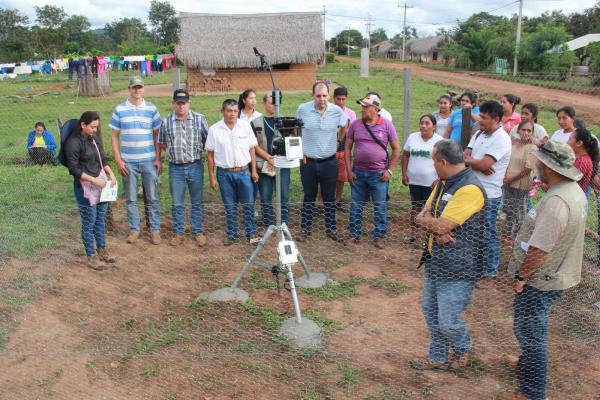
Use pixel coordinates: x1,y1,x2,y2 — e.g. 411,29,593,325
325,52,336,63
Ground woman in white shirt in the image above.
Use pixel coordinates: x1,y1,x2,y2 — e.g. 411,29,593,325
401,114,443,242
550,106,576,144
432,94,452,137
238,88,262,122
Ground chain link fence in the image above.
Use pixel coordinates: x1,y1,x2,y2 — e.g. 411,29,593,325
1,66,599,399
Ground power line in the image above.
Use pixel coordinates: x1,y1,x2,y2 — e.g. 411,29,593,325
486,0,520,13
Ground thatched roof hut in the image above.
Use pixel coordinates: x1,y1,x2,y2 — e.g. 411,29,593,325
177,12,324,71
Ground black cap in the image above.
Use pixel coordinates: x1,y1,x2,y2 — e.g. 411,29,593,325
173,89,190,102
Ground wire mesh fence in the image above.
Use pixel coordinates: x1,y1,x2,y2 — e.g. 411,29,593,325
1,66,600,399
470,71,600,96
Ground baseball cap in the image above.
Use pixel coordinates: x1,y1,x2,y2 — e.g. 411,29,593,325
357,93,382,110
173,89,190,103
128,76,144,88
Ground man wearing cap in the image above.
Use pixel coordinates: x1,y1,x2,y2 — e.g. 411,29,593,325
502,142,586,400
206,99,259,246
344,92,400,249
158,89,209,247
295,81,348,243
110,76,162,245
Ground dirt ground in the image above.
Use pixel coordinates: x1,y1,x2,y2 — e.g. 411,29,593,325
338,56,600,126
1,202,599,399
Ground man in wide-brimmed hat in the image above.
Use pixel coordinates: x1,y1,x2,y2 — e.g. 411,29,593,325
502,141,587,400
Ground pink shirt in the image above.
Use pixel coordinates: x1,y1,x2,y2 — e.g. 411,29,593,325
348,117,398,171
342,107,357,123
502,112,521,134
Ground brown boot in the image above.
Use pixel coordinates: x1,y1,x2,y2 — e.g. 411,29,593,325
409,356,449,371
86,254,107,271
97,248,116,263
150,232,161,245
126,231,139,244
195,234,207,247
170,236,185,246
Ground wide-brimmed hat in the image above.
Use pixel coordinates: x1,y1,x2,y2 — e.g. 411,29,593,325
356,93,382,110
128,76,144,88
531,141,583,181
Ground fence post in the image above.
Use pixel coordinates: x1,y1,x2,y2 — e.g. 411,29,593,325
403,68,411,145
360,48,369,77
173,68,181,91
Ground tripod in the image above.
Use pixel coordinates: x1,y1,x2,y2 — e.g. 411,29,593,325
229,49,312,324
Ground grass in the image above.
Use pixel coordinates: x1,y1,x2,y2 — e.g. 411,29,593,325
336,360,361,396
133,316,186,354
302,275,409,301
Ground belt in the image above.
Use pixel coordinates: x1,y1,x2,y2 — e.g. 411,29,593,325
305,154,336,163
219,165,249,172
170,160,198,167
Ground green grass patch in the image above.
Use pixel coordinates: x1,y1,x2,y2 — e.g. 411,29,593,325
303,274,409,301
303,310,341,337
140,362,163,378
133,317,186,354
240,300,287,332
0,327,11,351
336,360,361,396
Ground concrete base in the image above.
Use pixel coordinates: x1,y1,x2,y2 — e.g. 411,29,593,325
295,272,328,288
198,287,249,303
279,317,322,348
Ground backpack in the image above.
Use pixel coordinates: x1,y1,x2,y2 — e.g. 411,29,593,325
56,119,79,167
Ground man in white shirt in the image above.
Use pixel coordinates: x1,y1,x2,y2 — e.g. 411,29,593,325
464,100,512,281
206,99,260,246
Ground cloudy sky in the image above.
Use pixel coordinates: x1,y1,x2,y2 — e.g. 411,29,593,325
1,0,597,38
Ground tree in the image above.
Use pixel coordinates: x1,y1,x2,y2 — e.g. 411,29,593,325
148,0,179,45
34,5,66,29
104,18,148,45
0,8,29,40
370,28,388,45
331,29,363,54
545,44,578,80
61,15,92,52
566,2,600,38
587,42,600,86
518,24,572,72
391,26,418,44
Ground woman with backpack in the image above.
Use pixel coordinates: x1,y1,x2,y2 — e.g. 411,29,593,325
64,111,117,270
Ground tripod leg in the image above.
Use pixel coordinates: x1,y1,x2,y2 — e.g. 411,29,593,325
282,224,311,278
230,225,275,289
283,264,303,324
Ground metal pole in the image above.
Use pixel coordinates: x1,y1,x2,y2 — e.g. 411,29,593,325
403,68,411,146
323,6,327,64
402,5,407,62
347,29,350,56
513,0,524,76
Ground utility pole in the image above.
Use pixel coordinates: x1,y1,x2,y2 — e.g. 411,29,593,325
323,5,327,63
347,28,351,57
399,3,414,62
365,14,374,50
513,0,523,76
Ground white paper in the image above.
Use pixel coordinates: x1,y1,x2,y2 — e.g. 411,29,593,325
520,241,530,253
100,181,118,202
274,156,300,169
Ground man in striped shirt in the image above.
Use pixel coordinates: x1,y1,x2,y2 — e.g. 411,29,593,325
296,81,348,243
110,76,162,245
158,89,209,247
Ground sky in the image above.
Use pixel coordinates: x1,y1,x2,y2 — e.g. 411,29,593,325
0,0,598,38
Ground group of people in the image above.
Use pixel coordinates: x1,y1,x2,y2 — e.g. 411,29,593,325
405,91,594,400
55,75,595,400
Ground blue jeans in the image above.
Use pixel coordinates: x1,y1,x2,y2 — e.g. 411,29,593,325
122,161,161,233
169,161,204,236
514,285,563,400
300,157,338,233
257,168,290,227
74,184,109,256
348,167,388,239
422,276,476,361
217,168,257,239
483,197,502,276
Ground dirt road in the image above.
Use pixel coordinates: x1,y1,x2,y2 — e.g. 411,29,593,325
339,56,600,126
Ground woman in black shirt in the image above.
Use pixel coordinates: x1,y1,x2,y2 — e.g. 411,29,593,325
64,111,117,270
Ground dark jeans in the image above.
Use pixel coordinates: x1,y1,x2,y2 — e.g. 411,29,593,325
216,168,257,239
300,157,338,233
514,285,563,400
74,184,108,256
28,148,54,165
257,168,290,227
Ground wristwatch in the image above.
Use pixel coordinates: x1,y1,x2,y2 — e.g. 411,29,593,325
386,169,393,176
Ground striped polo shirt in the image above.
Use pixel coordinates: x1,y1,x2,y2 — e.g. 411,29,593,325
109,100,161,162
296,101,348,159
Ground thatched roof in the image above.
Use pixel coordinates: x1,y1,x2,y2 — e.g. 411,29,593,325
373,40,398,57
406,35,449,55
177,12,324,69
